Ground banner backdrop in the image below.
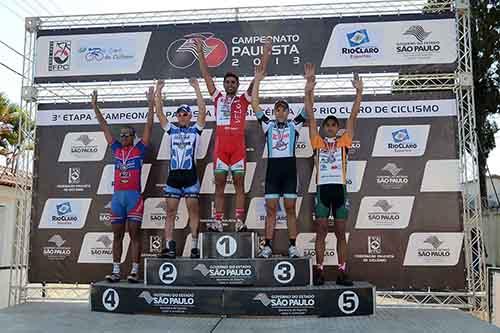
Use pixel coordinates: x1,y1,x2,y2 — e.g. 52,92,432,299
29,92,466,290
34,14,456,83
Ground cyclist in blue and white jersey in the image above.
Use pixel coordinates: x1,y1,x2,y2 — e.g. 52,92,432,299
154,78,207,259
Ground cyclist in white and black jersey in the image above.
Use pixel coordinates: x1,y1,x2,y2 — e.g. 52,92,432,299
154,79,207,259
252,62,307,259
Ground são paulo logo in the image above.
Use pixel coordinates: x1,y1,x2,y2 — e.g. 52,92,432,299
397,25,441,55
253,293,315,308
368,199,400,225
167,32,228,69
376,163,409,190
43,234,72,260
138,291,195,306
342,29,379,57
418,235,450,258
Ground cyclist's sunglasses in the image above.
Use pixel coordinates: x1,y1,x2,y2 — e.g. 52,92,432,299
120,133,133,138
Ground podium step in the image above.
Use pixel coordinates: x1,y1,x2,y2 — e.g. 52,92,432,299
145,257,312,287
90,281,375,317
201,232,256,259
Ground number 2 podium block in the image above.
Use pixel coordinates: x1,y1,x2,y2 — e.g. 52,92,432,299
201,232,256,259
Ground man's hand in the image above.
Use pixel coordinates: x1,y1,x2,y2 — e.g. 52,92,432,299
146,86,155,104
254,63,266,82
189,77,200,89
263,38,272,56
91,90,98,109
304,63,316,93
155,79,165,94
352,75,363,92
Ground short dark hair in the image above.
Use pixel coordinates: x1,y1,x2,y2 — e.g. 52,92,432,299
224,72,239,82
322,115,339,127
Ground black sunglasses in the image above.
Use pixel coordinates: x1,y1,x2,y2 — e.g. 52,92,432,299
120,134,133,138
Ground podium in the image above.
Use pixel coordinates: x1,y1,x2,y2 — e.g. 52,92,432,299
90,232,375,317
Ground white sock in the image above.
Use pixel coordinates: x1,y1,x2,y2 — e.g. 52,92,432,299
192,237,198,250
131,262,139,274
165,239,172,248
112,262,120,274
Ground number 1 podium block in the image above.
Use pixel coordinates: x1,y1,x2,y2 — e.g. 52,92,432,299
201,232,256,259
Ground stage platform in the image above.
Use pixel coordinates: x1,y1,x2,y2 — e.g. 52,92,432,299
0,302,498,333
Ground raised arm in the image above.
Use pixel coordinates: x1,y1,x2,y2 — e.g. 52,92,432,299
91,90,114,144
346,74,363,138
195,39,216,96
154,80,168,129
142,86,155,145
190,78,207,128
304,63,318,141
247,39,272,97
251,63,266,115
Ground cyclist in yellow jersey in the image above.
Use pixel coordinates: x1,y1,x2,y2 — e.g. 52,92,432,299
303,63,363,286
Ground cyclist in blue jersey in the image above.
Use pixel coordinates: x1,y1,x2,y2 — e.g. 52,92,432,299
252,61,307,259
155,78,207,259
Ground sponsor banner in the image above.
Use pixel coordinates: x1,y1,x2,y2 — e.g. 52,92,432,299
42,234,73,261
36,99,457,126
157,129,212,160
372,125,430,157
55,167,92,193
39,198,92,229
141,198,189,230
78,232,130,263
375,162,410,190
352,235,396,264
35,32,151,77
97,164,152,194
355,196,415,229
321,19,456,68
420,159,461,192
308,160,367,193
35,15,456,82
245,197,303,230
58,132,108,162
403,232,464,266
296,232,350,266
200,162,256,194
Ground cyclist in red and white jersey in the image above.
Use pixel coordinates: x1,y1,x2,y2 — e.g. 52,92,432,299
195,38,271,232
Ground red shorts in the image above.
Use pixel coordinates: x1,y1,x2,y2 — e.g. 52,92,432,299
214,136,246,173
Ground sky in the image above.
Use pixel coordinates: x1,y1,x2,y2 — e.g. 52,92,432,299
0,0,499,174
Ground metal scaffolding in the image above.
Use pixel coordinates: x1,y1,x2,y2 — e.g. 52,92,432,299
9,0,487,315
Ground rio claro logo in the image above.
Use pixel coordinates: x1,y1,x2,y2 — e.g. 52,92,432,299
372,125,430,157
58,132,108,162
166,32,228,69
48,41,71,72
39,198,91,229
342,29,379,58
77,232,130,263
403,232,464,266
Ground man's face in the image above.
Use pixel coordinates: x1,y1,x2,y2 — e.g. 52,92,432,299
223,76,239,95
274,105,289,123
120,128,135,146
176,111,192,126
323,119,339,137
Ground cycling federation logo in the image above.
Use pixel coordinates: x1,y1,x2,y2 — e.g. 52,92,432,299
48,41,71,71
368,236,381,255
343,29,379,58
43,234,72,261
167,32,228,69
403,232,464,266
376,163,409,190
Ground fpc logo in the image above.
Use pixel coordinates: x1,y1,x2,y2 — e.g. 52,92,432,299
48,41,71,72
